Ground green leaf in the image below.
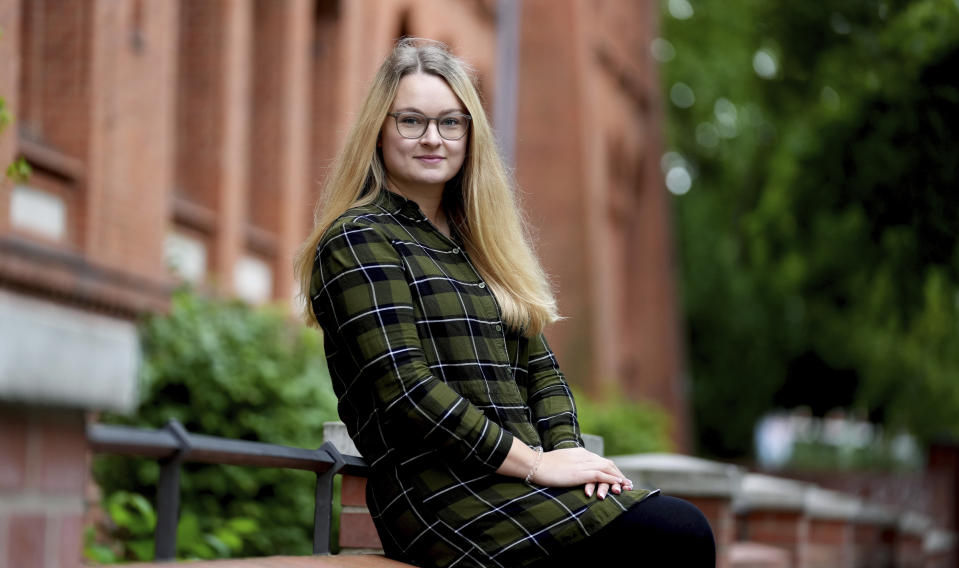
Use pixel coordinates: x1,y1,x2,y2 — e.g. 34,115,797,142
6,158,31,183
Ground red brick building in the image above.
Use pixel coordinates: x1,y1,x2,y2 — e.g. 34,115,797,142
0,1,684,565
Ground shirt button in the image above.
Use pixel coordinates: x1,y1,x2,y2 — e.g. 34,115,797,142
495,324,502,332
451,247,460,254
478,282,486,289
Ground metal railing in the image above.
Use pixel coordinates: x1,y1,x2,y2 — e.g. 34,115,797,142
87,419,369,562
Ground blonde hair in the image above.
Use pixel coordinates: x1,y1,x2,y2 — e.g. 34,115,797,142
294,38,559,336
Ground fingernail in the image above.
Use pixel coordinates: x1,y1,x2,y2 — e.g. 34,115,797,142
586,487,593,497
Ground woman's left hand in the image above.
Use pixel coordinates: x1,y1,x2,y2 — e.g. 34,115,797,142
585,478,633,500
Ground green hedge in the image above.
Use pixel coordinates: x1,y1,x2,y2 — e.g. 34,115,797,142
574,387,673,456
91,291,338,559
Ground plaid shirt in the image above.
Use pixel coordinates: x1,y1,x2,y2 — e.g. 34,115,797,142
310,190,653,567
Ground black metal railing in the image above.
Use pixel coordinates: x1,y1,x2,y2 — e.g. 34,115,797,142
87,419,369,562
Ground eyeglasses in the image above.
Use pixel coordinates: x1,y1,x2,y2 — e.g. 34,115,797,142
387,111,472,140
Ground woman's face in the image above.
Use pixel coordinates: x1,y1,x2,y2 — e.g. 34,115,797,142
380,73,468,196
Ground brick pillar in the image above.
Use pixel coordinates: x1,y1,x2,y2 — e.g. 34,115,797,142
804,487,859,568
177,0,252,295
323,422,383,554
895,512,930,568
85,0,178,281
852,503,896,568
735,474,810,568
272,0,312,308
216,0,252,296
0,408,86,568
339,475,383,553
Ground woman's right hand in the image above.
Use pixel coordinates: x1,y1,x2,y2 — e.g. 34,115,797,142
496,438,633,499
533,447,633,498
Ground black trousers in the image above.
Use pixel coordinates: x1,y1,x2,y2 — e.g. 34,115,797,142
530,493,716,567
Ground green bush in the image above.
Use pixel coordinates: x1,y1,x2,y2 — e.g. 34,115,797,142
574,387,673,456
92,290,338,559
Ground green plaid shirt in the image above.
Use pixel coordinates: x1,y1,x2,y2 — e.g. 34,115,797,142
310,190,652,567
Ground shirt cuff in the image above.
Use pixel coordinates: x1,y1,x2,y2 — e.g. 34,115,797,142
483,428,515,472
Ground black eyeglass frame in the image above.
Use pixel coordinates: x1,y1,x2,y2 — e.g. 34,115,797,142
387,111,472,141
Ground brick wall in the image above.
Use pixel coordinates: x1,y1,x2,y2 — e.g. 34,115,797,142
0,408,86,568
2,0,686,438
0,1,689,564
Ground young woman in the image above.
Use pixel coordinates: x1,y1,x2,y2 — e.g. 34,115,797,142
295,38,714,567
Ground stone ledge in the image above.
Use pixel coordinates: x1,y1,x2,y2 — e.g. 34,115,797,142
899,510,932,535
0,289,139,412
727,541,790,568
804,486,861,520
581,433,604,456
734,473,809,512
855,501,897,526
323,422,361,457
924,529,957,555
611,452,744,497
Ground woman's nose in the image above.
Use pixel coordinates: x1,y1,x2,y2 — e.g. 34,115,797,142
420,120,442,144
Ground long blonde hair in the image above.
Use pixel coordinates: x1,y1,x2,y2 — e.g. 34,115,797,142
294,38,559,336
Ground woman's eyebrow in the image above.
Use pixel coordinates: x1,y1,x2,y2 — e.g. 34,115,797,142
393,107,466,114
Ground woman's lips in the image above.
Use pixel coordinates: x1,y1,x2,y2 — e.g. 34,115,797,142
416,156,444,164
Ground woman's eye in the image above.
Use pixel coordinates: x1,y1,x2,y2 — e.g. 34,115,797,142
440,117,462,127
400,115,424,125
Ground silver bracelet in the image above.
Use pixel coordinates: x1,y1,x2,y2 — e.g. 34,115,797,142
524,445,544,484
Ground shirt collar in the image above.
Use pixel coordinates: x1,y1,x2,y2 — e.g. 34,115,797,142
374,188,464,245
375,189,427,221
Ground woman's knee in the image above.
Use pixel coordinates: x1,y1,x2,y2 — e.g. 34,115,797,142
621,494,716,562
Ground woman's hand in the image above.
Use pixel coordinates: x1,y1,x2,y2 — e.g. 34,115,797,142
496,439,633,499
534,448,633,499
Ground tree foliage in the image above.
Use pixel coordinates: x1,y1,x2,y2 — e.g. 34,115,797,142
661,0,959,457
93,291,339,558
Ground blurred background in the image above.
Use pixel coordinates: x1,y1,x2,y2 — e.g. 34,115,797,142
0,0,956,564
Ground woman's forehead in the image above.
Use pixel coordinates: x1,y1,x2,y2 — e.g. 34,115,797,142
391,73,464,113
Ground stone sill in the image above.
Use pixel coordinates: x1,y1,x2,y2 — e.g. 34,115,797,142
0,234,173,318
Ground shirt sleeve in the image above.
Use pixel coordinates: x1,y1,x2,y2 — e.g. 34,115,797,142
311,220,514,472
526,333,584,451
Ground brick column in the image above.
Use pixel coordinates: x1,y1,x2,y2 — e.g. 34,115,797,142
803,487,860,568
323,422,384,554
272,0,312,307
85,0,178,281
734,474,810,568
612,453,743,568
849,502,895,568
895,512,930,568
215,0,252,295
0,408,86,568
